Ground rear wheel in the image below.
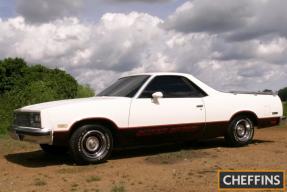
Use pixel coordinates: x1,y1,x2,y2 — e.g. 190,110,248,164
69,124,113,165
225,116,254,147
40,144,69,155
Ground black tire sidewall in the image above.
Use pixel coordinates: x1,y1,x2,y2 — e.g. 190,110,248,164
70,124,113,164
226,116,254,147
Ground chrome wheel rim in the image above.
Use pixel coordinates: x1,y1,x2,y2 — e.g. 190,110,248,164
81,130,110,159
86,136,100,151
234,119,253,142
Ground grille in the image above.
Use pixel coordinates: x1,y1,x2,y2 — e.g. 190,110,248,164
14,112,32,127
14,112,41,128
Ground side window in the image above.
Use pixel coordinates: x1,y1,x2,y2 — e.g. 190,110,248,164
140,76,207,98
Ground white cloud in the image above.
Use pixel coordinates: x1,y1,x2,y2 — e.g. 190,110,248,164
164,0,253,34
256,37,287,64
0,17,91,68
0,1,287,93
16,0,83,23
165,0,287,42
106,0,171,3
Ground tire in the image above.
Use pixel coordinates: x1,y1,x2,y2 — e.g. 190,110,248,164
69,124,113,165
225,116,254,147
40,144,69,155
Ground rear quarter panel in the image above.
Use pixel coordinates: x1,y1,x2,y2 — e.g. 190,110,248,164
203,93,282,122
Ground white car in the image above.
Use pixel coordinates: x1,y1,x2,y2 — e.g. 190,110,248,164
9,72,285,164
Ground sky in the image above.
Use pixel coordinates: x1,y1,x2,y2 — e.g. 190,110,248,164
0,0,286,92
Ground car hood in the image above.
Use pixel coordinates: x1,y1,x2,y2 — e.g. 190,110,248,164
17,96,129,112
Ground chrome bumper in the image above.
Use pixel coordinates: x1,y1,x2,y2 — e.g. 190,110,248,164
280,116,286,126
9,125,53,144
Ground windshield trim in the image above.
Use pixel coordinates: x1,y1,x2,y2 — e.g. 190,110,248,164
133,75,154,98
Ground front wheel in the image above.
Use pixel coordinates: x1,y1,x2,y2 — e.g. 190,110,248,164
225,116,254,147
69,124,113,165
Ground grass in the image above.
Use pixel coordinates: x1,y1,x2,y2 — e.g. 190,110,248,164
70,183,79,192
57,166,92,174
0,134,7,140
111,184,126,192
58,167,81,174
0,134,36,154
86,176,101,183
33,178,47,186
71,183,79,188
283,102,286,116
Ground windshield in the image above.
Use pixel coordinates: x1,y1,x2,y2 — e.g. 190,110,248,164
97,75,150,97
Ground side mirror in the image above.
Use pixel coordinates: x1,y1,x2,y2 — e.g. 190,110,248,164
152,92,163,103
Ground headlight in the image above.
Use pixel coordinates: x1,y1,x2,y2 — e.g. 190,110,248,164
30,112,41,128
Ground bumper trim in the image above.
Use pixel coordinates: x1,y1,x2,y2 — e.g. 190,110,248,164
9,125,53,144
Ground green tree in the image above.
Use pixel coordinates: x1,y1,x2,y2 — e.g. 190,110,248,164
0,58,28,94
77,84,95,98
278,87,287,101
0,58,95,134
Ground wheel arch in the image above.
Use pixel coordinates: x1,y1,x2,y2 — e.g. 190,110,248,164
230,111,258,126
69,118,120,145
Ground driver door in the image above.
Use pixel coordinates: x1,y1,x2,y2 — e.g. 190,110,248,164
128,75,206,141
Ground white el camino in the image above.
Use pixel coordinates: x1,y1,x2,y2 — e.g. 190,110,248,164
9,72,285,164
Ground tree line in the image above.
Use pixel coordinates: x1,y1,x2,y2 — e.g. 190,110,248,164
279,88,287,102
0,58,94,134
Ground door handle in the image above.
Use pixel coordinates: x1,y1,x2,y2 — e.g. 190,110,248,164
196,105,204,108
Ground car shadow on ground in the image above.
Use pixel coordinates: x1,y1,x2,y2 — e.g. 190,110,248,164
111,138,273,160
4,138,273,168
5,150,75,167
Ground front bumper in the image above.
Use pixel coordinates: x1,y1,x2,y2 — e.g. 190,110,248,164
9,125,52,144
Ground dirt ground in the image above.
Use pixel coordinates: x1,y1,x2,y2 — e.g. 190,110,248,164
0,126,287,192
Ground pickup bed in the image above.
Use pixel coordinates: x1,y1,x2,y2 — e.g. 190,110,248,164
9,72,285,164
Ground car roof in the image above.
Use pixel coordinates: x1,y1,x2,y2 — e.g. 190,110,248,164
123,72,190,77
122,72,219,95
